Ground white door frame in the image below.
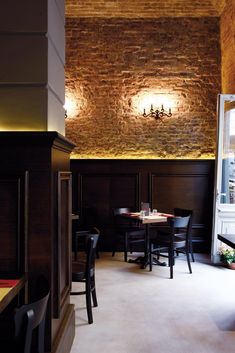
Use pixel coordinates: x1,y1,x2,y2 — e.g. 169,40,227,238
211,94,235,263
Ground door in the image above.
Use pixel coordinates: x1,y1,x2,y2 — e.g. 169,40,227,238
212,94,235,263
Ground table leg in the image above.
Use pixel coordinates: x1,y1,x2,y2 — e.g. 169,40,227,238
139,224,150,269
128,223,166,268
141,224,166,269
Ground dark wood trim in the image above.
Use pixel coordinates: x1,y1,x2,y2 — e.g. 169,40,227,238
0,171,28,276
0,132,75,153
0,276,26,313
52,304,75,353
54,171,72,318
218,234,235,249
149,170,213,248
0,132,75,352
71,159,214,252
79,172,141,214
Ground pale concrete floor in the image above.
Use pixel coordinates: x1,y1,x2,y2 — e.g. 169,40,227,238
70,252,235,353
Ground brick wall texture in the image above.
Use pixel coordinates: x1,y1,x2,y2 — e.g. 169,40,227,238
221,0,235,93
65,17,221,159
211,0,227,14
66,0,222,18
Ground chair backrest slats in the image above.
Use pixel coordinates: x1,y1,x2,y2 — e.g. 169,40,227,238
14,282,50,353
168,215,190,244
113,208,130,216
174,208,193,232
85,233,99,275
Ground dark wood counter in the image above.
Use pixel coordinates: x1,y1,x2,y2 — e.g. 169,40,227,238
218,234,235,249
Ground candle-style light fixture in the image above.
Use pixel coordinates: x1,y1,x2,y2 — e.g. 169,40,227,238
143,104,172,121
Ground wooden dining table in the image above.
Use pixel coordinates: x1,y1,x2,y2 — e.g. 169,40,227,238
0,277,26,314
120,212,171,268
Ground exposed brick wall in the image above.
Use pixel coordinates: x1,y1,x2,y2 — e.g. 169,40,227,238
65,17,221,159
66,0,220,18
211,0,227,15
221,0,235,93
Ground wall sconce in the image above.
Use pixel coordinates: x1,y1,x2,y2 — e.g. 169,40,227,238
143,104,172,120
64,94,80,119
63,102,68,119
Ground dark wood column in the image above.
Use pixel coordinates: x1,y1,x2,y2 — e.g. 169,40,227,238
0,132,75,353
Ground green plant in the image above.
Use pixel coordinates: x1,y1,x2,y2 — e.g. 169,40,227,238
218,244,235,264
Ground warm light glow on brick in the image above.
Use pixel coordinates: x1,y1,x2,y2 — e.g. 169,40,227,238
70,152,215,160
66,0,221,18
0,116,46,131
133,91,176,116
65,17,220,160
65,91,84,119
0,126,44,131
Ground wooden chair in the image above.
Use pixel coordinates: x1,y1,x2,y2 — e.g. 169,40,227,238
72,227,100,261
149,216,192,279
112,207,145,262
73,206,100,259
150,208,195,262
71,233,99,324
174,208,194,262
0,281,50,353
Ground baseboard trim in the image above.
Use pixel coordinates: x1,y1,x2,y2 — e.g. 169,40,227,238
52,304,75,353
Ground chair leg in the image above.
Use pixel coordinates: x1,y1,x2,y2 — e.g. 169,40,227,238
190,241,195,262
169,247,174,279
91,277,98,307
129,242,133,254
186,247,192,274
86,279,93,324
149,243,153,272
112,235,117,257
124,234,128,262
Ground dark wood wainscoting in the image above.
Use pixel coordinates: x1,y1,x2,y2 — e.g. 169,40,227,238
71,159,215,253
55,171,72,318
0,132,75,353
0,171,28,276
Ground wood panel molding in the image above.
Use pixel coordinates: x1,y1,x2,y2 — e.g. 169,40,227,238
0,171,28,276
71,159,214,252
54,171,72,318
0,132,75,353
149,172,213,247
79,171,140,223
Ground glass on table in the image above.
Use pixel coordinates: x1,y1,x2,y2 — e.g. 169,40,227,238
140,210,146,218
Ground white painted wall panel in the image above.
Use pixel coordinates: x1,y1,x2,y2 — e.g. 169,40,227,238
0,1,47,32
48,39,65,103
0,0,65,135
48,0,65,63
0,35,47,84
47,88,65,135
55,0,65,23
0,87,47,130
